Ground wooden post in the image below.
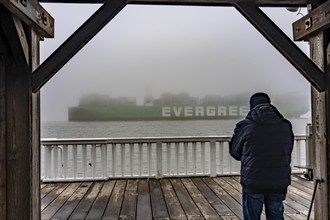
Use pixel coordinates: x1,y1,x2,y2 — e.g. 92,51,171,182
0,25,7,220
0,7,40,219
292,2,330,217
310,30,329,220
31,29,41,220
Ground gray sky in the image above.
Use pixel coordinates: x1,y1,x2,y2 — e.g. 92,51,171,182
40,3,311,121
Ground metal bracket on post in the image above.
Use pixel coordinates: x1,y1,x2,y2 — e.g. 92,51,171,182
0,0,54,37
293,1,330,41
294,123,314,180
308,178,325,220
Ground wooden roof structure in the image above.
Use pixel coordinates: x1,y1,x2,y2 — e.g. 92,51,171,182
0,0,329,219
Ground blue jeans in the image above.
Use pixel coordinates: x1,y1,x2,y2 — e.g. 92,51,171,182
242,193,285,220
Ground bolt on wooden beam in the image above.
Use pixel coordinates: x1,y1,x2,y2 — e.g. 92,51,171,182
293,1,330,41
0,0,54,38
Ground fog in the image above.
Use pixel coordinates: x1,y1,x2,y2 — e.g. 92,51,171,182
40,4,311,121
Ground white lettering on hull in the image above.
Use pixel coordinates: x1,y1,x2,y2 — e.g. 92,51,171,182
162,106,249,117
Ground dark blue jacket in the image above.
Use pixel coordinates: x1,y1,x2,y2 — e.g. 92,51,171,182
229,103,294,194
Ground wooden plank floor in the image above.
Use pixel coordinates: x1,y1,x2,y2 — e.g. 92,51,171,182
41,176,314,220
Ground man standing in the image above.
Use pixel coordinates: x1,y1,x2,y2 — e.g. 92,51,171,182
229,92,294,220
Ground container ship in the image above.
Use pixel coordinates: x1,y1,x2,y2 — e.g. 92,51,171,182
68,92,309,121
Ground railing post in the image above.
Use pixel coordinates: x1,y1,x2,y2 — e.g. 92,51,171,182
54,146,59,178
102,144,107,178
156,141,163,178
175,142,179,175
129,143,134,176
210,140,216,177
166,143,171,174
148,143,152,176
121,143,125,177
219,142,224,175
44,145,52,179
192,142,197,175
295,139,301,166
112,144,116,177
184,142,188,175
201,142,205,174
63,145,68,179
73,145,77,179
138,143,143,176
91,145,96,178
82,145,87,178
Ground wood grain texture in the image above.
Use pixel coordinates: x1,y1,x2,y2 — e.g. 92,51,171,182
40,177,314,220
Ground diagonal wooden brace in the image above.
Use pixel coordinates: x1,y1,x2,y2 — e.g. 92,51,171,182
31,0,127,92
234,1,326,92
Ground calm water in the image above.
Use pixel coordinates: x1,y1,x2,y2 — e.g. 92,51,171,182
41,118,311,138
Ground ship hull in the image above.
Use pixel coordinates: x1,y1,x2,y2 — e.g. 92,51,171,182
68,105,247,121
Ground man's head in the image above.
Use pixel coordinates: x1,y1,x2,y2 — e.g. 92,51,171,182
249,92,271,110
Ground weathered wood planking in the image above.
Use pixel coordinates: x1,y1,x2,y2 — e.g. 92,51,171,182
150,179,169,219
120,179,138,219
182,178,220,219
204,177,243,219
42,183,81,219
41,177,314,220
171,178,203,219
41,183,70,212
51,182,93,220
85,181,115,220
191,178,235,218
102,180,126,219
137,180,153,220
68,182,103,220
160,179,187,219
230,176,313,220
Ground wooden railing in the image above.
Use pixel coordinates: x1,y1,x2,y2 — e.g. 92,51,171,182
41,135,309,182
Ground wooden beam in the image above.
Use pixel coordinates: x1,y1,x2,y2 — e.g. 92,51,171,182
310,31,329,220
326,33,330,220
31,29,41,220
5,56,32,220
293,1,330,41
0,0,54,38
234,1,326,92
0,28,7,220
39,0,311,6
31,0,127,92
0,6,35,218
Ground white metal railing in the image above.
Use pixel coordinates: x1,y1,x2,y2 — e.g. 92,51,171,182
41,135,309,182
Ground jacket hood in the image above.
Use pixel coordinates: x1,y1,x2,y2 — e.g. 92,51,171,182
246,103,284,124
249,92,271,110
